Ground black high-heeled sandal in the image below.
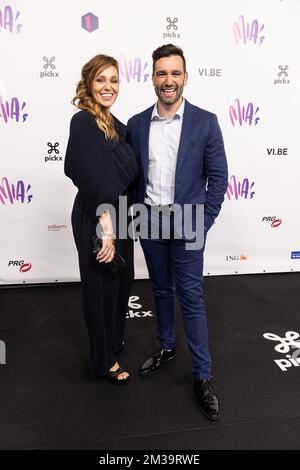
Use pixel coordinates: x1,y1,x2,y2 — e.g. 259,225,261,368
107,366,130,385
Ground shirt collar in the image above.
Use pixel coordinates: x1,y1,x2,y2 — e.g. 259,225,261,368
151,98,185,122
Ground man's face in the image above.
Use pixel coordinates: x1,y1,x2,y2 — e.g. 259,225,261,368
152,55,187,106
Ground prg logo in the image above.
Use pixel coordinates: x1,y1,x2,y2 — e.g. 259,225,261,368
8,260,32,273
0,340,6,365
262,216,282,228
40,57,59,79
263,331,300,372
81,12,98,33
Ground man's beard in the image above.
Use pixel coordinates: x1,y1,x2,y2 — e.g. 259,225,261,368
155,85,184,106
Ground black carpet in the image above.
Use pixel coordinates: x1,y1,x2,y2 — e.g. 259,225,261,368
0,273,300,450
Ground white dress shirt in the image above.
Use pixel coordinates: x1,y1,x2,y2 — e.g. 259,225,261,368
144,99,185,205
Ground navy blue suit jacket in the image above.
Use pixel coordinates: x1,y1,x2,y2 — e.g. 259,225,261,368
127,99,228,232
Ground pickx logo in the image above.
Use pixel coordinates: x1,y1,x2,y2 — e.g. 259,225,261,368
263,331,300,372
274,65,290,85
45,142,62,162
126,295,153,319
163,17,180,39
262,216,282,228
40,57,59,78
198,68,222,78
8,260,32,273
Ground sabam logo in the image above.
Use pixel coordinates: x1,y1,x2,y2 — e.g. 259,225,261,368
48,224,67,232
263,331,300,372
229,99,260,126
8,260,32,273
0,95,28,123
267,148,288,156
40,57,59,78
45,142,62,162
291,251,300,260
118,54,149,83
0,177,33,205
126,295,153,319
0,340,6,365
262,216,282,228
226,255,248,261
198,68,222,78
226,175,255,200
274,65,290,85
0,5,22,33
81,12,98,33
233,15,265,45
163,17,180,39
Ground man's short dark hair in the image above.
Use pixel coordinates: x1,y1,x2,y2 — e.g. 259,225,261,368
152,44,186,73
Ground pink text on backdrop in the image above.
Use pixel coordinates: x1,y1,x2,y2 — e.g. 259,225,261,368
0,96,28,123
118,55,149,83
0,178,33,205
226,175,255,200
0,5,22,33
229,99,260,126
233,15,265,45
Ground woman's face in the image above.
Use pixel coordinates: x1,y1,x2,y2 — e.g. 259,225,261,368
91,65,119,108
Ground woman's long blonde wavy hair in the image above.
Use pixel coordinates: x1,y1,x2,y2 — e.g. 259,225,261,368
72,54,119,140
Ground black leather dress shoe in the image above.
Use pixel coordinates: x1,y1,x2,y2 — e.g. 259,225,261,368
139,348,176,376
194,378,220,421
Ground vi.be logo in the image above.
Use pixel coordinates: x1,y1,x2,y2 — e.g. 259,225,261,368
263,331,300,371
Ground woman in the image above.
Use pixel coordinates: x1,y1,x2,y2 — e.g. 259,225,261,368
64,55,138,384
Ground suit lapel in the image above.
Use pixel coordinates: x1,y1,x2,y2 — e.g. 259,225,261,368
140,107,153,182
175,100,195,179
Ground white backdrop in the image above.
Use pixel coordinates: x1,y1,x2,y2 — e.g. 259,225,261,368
1,0,300,284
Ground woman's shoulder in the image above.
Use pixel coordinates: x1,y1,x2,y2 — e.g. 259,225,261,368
70,109,94,124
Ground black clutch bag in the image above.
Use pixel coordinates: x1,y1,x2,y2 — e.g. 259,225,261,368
92,235,126,275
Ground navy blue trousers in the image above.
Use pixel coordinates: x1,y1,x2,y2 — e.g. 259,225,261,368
140,213,211,380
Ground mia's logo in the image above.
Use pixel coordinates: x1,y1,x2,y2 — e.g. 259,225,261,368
0,340,6,365
229,99,260,126
126,295,153,319
263,331,300,371
45,142,62,162
0,95,28,123
118,54,149,83
0,5,22,33
226,175,255,200
0,177,33,205
164,17,180,39
40,57,59,78
233,15,265,45
274,65,290,85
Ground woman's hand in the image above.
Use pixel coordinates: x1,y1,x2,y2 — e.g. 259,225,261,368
96,235,115,263
97,210,115,263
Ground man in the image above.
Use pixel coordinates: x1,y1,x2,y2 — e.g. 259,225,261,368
127,44,228,420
